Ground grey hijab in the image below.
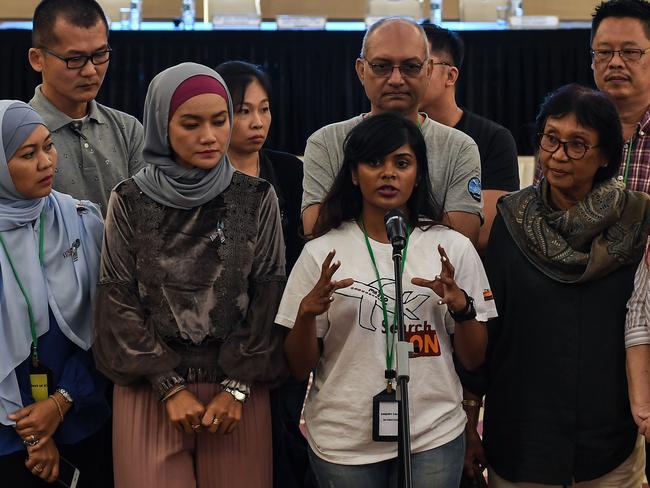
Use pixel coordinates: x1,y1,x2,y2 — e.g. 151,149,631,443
133,62,235,209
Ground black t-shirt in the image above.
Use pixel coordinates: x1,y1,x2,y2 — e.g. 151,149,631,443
455,109,520,192
259,148,304,272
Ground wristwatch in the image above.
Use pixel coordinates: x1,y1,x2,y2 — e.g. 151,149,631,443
56,388,74,404
223,386,247,403
448,289,477,322
220,379,251,403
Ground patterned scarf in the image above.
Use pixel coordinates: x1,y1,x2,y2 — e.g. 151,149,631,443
497,178,650,283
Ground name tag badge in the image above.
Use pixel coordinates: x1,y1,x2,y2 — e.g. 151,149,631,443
29,363,53,402
372,388,398,442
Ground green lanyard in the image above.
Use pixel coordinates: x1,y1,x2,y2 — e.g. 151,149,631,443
622,136,637,185
360,220,409,388
0,209,46,367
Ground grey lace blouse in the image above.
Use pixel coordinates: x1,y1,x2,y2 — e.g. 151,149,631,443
93,173,287,396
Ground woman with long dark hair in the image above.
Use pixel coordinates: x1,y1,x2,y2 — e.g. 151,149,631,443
276,112,497,487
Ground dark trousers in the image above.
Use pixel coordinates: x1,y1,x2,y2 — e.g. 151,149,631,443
270,376,317,488
0,425,107,488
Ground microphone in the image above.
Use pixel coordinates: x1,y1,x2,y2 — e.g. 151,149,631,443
384,209,407,251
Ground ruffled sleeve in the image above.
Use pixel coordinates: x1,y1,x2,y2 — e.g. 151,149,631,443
92,187,183,392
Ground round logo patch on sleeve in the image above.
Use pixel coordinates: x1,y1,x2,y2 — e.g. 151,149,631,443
468,177,482,202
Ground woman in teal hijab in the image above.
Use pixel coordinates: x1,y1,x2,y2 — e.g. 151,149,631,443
0,100,109,486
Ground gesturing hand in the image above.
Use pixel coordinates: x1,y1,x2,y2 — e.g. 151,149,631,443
201,391,243,435
298,250,353,319
164,389,206,434
411,244,466,312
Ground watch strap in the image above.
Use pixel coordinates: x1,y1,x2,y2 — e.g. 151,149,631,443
448,289,477,322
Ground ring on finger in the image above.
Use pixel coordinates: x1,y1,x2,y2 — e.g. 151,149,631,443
191,424,201,431
22,435,39,447
33,464,44,473
212,417,221,425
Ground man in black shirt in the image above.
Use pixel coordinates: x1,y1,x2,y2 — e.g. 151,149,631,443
420,24,520,254
420,24,520,484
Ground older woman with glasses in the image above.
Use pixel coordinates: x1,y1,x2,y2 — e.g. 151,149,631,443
472,84,650,487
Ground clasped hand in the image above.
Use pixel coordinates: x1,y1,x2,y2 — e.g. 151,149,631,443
10,395,66,445
165,389,242,435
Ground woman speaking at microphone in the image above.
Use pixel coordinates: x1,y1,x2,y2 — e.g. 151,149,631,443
275,112,497,487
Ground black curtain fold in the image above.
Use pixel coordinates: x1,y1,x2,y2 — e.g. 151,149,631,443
0,27,592,156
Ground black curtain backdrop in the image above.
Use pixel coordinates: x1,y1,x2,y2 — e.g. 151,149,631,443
0,27,594,156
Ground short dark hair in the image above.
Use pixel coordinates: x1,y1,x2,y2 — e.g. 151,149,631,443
421,23,465,68
215,61,272,110
313,112,443,238
591,0,650,44
32,0,109,47
535,83,623,183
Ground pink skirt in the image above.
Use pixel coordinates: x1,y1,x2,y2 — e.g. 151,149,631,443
112,382,272,488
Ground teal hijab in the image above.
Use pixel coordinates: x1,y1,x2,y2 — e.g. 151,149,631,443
0,100,103,425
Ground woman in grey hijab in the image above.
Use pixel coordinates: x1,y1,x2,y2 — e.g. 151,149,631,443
93,62,286,487
0,100,109,486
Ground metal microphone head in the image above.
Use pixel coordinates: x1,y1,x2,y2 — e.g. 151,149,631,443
384,209,407,251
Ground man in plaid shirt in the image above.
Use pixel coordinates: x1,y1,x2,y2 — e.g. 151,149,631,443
592,0,650,193
534,0,650,193
591,2,650,481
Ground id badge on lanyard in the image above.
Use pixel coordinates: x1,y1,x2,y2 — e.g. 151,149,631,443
0,210,51,402
29,361,54,402
372,385,399,442
360,220,409,444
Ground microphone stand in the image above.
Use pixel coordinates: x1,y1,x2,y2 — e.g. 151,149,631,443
391,243,413,488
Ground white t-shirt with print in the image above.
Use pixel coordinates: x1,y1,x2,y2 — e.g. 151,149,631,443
275,221,498,465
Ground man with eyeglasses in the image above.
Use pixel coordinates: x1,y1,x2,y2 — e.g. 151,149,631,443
301,17,482,244
420,24,519,255
591,0,650,194
28,0,144,215
591,1,650,483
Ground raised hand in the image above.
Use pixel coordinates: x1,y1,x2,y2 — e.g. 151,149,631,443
298,250,353,319
411,244,466,312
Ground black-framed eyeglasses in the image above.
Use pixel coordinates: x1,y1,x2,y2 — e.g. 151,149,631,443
364,59,425,78
39,46,112,69
590,47,650,63
537,133,598,160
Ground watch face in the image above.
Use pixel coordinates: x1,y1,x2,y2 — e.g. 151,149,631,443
233,390,246,402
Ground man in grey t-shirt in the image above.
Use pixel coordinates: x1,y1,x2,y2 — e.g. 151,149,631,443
28,0,144,215
302,17,482,244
